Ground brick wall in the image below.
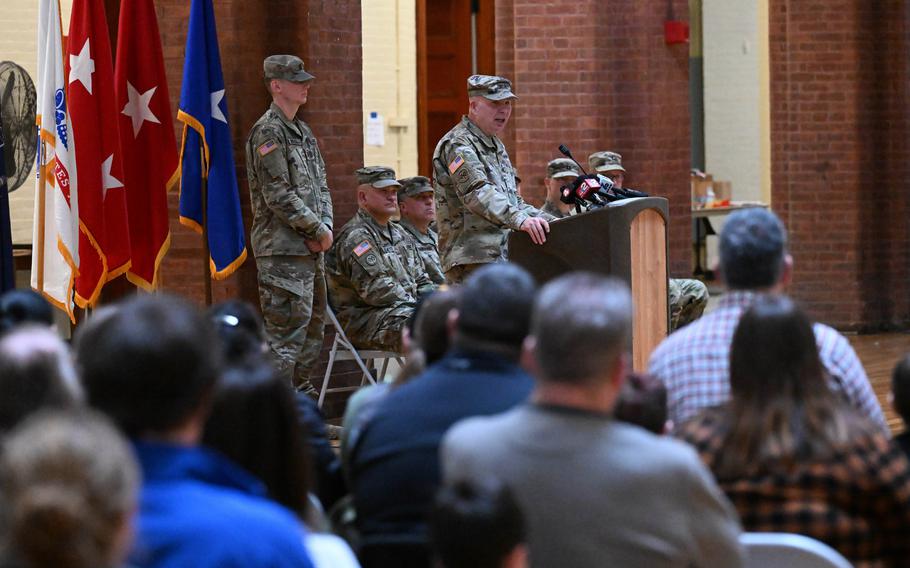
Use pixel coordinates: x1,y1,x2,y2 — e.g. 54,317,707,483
769,0,910,330
497,0,693,276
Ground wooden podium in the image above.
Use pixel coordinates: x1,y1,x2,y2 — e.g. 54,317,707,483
508,197,669,371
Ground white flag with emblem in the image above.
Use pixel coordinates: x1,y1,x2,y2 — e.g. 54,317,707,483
32,0,80,322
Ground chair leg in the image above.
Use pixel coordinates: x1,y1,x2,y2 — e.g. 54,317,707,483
378,357,391,383
318,341,341,409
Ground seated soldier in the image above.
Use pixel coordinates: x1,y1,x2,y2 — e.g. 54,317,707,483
396,176,445,285
541,158,581,219
589,150,709,331
326,166,435,353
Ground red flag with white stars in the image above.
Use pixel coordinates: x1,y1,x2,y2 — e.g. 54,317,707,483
67,0,131,307
115,0,178,290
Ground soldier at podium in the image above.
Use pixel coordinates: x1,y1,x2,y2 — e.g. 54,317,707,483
589,150,709,331
432,75,554,284
541,158,582,219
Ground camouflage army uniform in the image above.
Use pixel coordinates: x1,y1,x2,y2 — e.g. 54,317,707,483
397,218,445,285
669,278,709,331
432,116,553,283
246,99,333,394
326,209,434,353
541,200,569,219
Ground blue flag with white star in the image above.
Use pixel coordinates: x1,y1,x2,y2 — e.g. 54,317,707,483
0,111,14,293
177,0,246,279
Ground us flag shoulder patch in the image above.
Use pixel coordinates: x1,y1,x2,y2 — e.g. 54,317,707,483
353,241,372,257
258,140,278,157
448,154,465,174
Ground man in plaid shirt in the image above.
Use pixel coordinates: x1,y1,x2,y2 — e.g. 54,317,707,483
649,208,886,430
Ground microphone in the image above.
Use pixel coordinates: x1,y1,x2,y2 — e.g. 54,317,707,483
558,144,590,176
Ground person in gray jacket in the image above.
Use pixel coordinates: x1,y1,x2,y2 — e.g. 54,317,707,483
442,272,743,568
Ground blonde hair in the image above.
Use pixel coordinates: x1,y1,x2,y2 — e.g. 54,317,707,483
0,410,139,568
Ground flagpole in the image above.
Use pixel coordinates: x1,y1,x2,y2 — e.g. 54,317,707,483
201,172,212,306
36,142,47,291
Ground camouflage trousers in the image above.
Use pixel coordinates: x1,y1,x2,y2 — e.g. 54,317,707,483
256,254,326,396
669,278,709,331
340,306,410,354
444,262,486,285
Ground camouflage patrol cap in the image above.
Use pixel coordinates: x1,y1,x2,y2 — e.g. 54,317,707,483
355,166,401,188
263,55,315,83
467,75,518,101
547,158,582,179
397,176,434,200
588,151,625,173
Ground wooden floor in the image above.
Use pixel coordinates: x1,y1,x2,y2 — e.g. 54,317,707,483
849,332,910,433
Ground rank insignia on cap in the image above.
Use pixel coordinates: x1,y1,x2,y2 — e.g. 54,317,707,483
353,241,372,257
258,141,278,157
448,155,465,174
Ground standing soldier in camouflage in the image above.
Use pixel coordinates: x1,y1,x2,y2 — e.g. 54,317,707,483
396,176,445,285
589,150,709,331
541,158,582,219
326,167,435,353
432,75,554,284
245,55,333,396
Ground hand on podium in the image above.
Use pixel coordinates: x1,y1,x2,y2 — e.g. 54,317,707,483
521,217,550,245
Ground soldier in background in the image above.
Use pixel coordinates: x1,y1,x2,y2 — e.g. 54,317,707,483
589,151,709,331
432,75,554,284
396,176,445,285
245,54,333,396
326,166,435,353
541,158,581,219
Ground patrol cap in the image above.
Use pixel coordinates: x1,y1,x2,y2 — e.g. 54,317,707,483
547,158,581,179
588,151,625,173
467,75,518,101
356,166,401,189
263,55,315,83
397,176,434,200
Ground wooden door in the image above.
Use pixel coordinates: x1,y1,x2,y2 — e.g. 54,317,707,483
417,0,495,177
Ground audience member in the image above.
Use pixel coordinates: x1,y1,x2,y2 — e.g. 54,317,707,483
442,273,743,568
202,359,360,567
430,479,527,568
892,354,910,457
649,208,886,428
208,300,269,363
614,372,669,434
75,294,316,568
341,286,461,471
0,326,81,434
208,300,346,511
0,410,139,568
203,360,312,519
677,295,910,567
0,290,54,334
348,263,537,567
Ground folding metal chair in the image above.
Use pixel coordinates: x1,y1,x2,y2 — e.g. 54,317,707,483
317,305,404,408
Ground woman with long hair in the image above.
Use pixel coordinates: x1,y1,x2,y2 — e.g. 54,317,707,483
677,294,910,567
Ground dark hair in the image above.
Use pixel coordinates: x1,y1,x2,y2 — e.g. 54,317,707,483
456,263,536,351
892,354,910,424
0,410,139,568
0,326,81,435
614,373,668,434
719,208,787,289
430,479,526,568
75,294,221,437
395,287,460,384
202,359,311,519
531,272,632,383
0,290,54,334
715,295,865,476
208,300,267,364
